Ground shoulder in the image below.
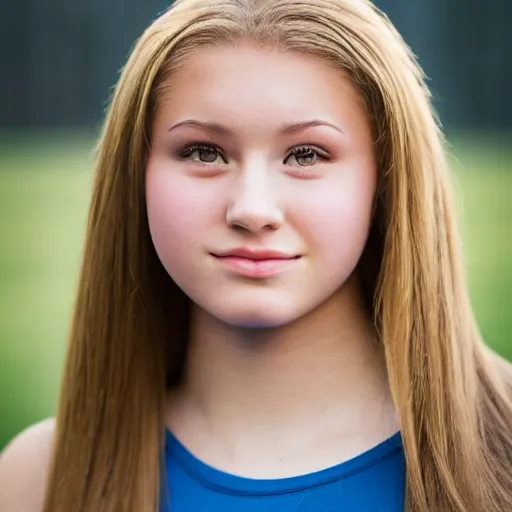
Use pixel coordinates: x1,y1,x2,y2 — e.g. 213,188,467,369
0,418,55,512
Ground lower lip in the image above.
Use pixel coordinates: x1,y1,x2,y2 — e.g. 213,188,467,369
213,256,299,278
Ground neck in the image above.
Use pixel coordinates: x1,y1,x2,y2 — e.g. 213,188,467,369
167,275,398,453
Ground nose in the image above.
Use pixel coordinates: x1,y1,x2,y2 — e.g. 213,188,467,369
225,167,284,233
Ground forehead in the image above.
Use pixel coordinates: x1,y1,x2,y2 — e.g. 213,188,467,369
156,44,367,133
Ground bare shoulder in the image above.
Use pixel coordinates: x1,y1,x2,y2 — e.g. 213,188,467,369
0,418,56,512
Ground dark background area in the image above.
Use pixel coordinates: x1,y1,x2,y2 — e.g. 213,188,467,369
1,0,511,130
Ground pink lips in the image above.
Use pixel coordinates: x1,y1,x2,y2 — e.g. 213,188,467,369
211,248,300,279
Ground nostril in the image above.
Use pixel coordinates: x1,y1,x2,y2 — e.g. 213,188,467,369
230,221,251,231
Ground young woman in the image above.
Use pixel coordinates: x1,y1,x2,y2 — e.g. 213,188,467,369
1,0,511,511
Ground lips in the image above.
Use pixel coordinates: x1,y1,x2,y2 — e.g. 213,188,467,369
210,248,301,278
212,249,299,260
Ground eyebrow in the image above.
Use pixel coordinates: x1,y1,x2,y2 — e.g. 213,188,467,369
168,119,344,136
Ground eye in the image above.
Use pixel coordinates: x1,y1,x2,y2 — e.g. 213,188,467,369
284,145,329,167
179,143,227,165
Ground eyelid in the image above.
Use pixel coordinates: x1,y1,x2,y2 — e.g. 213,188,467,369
289,144,330,155
285,144,331,164
178,141,224,157
177,142,229,166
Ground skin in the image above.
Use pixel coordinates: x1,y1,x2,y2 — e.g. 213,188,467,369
0,418,55,511
147,44,399,478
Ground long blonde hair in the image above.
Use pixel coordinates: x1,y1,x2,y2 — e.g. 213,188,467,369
42,1,512,510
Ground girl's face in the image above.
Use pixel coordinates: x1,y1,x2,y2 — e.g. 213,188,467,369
146,44,377,328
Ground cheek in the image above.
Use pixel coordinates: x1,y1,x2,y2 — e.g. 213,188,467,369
145,167,219,273
294,171,376,269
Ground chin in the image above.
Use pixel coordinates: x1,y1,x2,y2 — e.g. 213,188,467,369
216,302,315,329
212,303,302,330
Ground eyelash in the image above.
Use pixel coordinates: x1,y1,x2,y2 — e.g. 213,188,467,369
177,142,330,168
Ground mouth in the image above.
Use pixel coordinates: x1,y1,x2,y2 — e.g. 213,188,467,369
210,250,301,279
211,248,301,260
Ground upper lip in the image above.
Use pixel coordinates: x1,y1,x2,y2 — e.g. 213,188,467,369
211,248,299,260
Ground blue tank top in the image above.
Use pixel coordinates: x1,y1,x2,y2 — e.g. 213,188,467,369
160,429,406,511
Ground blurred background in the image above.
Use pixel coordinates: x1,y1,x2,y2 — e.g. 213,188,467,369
0,0,510,450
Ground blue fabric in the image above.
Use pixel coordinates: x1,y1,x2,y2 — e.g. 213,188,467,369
160,429,405,511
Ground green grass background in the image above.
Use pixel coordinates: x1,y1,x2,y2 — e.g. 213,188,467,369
0,132,511,450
